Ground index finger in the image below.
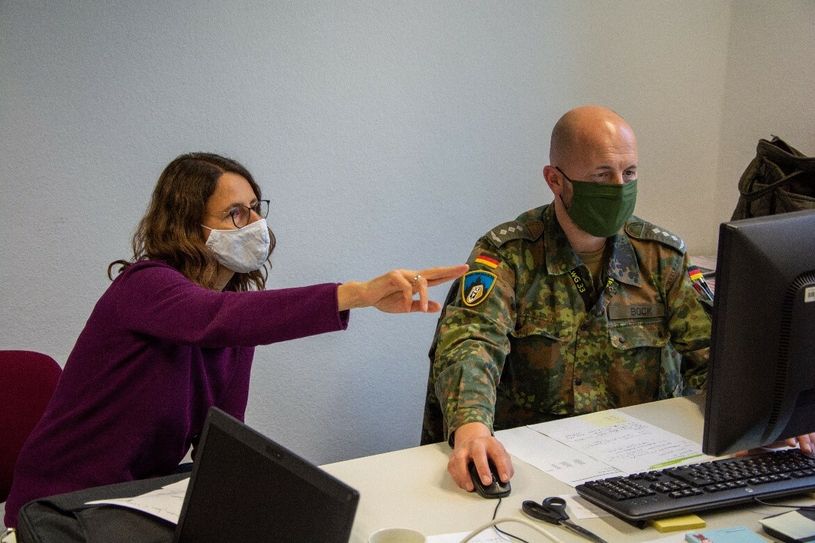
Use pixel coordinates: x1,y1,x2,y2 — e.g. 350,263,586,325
487,444,514,483
416,264,469,286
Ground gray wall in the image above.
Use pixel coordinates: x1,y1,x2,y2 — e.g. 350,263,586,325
715,2,815,217
1,1,813,465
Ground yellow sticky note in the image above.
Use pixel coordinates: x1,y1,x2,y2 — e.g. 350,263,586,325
650,514,706,532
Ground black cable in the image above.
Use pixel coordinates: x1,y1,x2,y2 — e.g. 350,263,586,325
491,498,530,543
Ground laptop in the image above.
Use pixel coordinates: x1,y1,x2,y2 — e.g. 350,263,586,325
174,407,359,543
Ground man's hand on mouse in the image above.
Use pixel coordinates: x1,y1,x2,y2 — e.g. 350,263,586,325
447,422,514,491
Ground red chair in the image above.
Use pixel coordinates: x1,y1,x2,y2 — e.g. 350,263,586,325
0,351,62,503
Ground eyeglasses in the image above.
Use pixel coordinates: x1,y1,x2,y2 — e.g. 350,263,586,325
220,199,270,229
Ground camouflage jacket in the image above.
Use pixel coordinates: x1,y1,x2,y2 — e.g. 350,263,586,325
422,204,710,444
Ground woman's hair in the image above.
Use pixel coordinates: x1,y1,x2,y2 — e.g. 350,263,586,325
108,152,276,291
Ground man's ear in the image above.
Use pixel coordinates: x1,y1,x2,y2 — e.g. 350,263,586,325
543,165,563,196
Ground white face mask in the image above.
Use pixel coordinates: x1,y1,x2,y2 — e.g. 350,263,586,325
202,218,270,273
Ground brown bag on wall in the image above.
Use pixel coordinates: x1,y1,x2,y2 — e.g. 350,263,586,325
731,136,815,220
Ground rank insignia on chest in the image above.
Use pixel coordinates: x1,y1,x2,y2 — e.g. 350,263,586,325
461,270,497,307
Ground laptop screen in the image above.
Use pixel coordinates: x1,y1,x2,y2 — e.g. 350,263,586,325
174,407,359,543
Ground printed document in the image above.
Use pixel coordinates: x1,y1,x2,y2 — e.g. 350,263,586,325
500,410,715,486
85,477,189,524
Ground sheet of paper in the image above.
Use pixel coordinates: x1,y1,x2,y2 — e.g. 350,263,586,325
643,536,686,543
428,527,687,543
528,410,714,475
85,477,189,524
427,531,512,543
425,512,687,543
496,427,623,486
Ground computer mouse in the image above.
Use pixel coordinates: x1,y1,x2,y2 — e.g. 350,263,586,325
468,460,511,498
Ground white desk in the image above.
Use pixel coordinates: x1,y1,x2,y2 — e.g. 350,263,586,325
323,395,813,542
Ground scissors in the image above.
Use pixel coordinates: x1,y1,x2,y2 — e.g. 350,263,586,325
522,496,608,543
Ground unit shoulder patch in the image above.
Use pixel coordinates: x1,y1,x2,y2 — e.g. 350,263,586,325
460,270,497,307
484,220,544,248
625,219,686,254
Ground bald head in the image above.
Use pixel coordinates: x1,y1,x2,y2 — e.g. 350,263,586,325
542,106,639,248
549,106,637,172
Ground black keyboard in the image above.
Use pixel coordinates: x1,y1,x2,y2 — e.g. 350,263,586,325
575,449,815,524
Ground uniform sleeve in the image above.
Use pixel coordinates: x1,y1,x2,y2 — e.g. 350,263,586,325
110,263,348,348
664,253,711,391
431,239,517,440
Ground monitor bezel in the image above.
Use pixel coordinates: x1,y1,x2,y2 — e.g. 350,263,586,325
702,209,815,456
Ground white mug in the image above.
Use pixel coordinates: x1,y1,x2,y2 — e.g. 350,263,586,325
368,527,426,543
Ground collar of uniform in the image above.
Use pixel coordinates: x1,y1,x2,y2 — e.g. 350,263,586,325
542,204,584,275
543,205,642,287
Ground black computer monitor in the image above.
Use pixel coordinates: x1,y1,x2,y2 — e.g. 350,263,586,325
703,209,815,456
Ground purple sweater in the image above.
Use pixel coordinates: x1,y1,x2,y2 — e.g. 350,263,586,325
5,260,348,527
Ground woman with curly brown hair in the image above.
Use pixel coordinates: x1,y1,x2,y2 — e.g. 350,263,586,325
4,152,466,528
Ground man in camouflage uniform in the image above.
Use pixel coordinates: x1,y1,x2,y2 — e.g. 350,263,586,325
422,105,711,492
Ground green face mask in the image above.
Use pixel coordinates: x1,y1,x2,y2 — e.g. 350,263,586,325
564,177,638,237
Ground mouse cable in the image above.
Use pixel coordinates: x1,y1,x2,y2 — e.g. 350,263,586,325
491,498,527,543
458,517,565,543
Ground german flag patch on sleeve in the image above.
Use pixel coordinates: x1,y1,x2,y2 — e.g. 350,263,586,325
474,254,499,269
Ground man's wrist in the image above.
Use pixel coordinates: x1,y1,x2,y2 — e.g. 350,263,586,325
450,421,493,447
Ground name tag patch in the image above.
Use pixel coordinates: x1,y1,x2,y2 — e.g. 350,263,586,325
608,303,666,320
